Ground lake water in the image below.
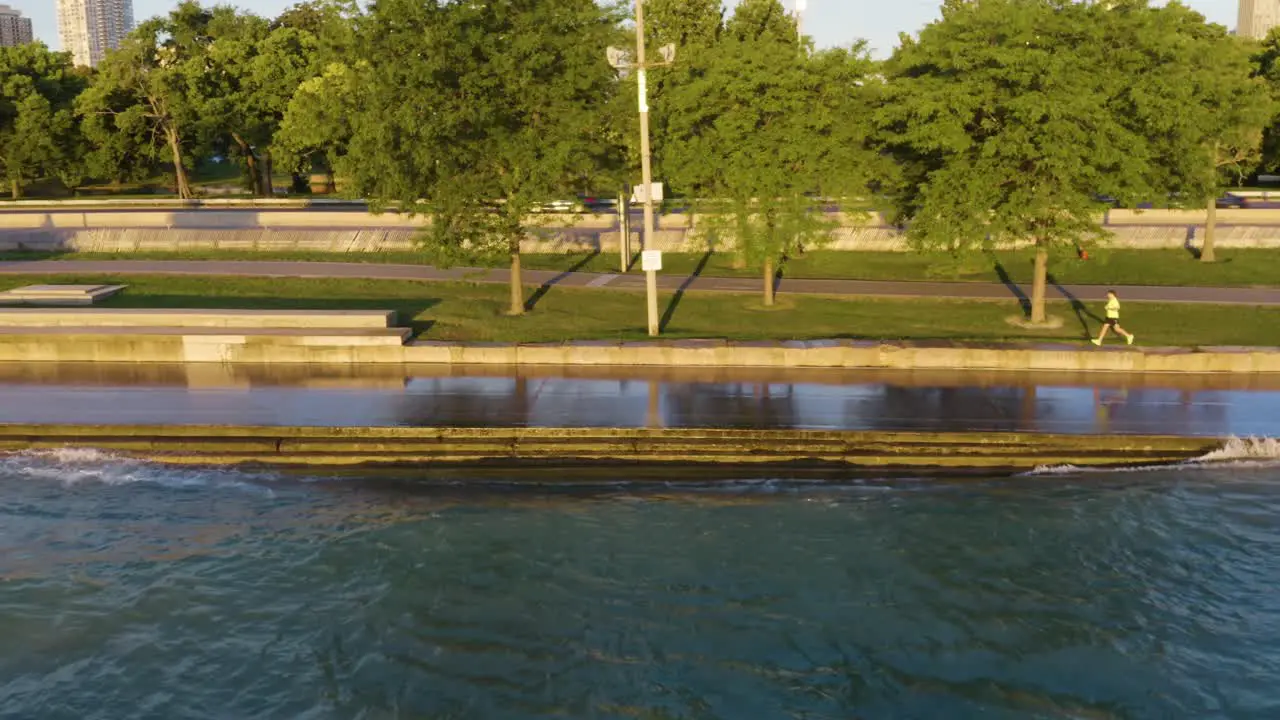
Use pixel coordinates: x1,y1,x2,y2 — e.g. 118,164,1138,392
3,450,1280,719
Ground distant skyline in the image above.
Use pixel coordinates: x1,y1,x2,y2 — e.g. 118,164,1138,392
15,0,1245,60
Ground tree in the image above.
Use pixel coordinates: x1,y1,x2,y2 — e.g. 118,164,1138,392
0,45,86,198
204,11,324,196
275,62,365,193
78,1,222,199
645,0,722,50
1103,5,1272,264
876,0,1243,326
723,0,800,45
272,0,362,192
1253,28,1280,174
660,0,874,305
344,0,622,316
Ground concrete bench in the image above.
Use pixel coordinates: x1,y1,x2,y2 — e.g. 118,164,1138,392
0,325,411,345
0,308,397,329
0,325,414,363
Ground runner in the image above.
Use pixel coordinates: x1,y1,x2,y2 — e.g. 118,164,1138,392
1091,289,1134,346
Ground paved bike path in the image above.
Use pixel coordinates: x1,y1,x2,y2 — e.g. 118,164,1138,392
0,259,1277,305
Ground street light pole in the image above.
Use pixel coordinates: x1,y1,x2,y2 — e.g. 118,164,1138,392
608,4,674,337
795,0,807,45
635,0,658,336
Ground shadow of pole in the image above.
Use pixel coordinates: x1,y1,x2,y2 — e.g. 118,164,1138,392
659,250,712,332
523,251,600,312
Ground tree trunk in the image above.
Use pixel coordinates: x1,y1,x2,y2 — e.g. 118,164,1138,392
325,168,337,194
1030,244,1048,324
262,150,274,197
508,241,524,316
763,257,776,306
231,134,262,196
10,180,21,200
1202,193,1217,263
166,127,193,200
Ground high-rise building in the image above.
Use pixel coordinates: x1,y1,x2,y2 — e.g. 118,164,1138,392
1238,0,1280,40
0,4,33,47
57,0,135,67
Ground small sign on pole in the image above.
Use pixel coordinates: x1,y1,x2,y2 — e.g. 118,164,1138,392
641,250,663,272
631,183,664,204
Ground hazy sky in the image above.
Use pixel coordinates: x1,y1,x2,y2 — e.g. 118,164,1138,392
20,0,1242,60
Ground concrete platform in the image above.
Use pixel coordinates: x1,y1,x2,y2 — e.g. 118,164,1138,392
0,326,409,343
0,308,397,329
0,284,125,306
0,326,412,364
0,424,1221,472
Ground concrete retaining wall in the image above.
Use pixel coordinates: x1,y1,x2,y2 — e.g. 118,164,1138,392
0,333,1276,373
2,209,1280,253
0,423,1219,471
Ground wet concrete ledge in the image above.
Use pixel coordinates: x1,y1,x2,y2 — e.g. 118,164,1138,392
0,424,1220,472
4,333,1276,373
408,340,1280,374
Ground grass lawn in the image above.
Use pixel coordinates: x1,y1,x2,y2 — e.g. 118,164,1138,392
2,247,1276,288
0,274,1275,347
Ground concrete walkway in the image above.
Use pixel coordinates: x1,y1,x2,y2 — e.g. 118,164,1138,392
1,259,1278,306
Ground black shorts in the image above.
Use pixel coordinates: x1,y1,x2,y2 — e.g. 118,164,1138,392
1104,317,1118,327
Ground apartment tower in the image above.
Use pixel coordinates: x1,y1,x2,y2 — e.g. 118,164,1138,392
1239,0,1280,40
0,4,33,47
57,0,135,67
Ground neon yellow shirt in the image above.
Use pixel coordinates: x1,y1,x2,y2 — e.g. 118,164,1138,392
1106,297,1120,319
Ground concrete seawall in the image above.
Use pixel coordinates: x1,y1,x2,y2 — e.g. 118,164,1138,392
0,424,1220,472
2,209,1280,252
0,334,1276,373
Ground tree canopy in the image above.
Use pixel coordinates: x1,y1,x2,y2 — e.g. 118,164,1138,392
0,0,1274,328
0,45,86,198
877,0,1271,323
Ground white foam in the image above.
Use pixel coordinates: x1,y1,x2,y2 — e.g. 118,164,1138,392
0,448,278,495
1023,436,1280,477
1191,436,1280,463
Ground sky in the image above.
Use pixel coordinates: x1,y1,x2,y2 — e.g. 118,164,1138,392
17,0,1242,60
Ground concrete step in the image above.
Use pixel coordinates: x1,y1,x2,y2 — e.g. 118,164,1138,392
0,284,126,306
0,308,397,329
0,325,411,345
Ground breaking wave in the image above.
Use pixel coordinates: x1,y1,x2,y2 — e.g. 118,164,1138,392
1024,436,1280,477
0,447,278,494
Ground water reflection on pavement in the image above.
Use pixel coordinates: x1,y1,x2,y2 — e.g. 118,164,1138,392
1,363,1276,437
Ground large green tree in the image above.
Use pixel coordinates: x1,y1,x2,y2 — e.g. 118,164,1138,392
78,1,224,199
877,0,1258,325
660,0,874,305
271,0,360,191
205,10,324,196
344,0,622,316
0,45,87,199
1105,4,1273,264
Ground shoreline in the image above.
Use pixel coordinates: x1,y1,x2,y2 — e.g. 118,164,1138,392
0,424,1222,473
0,335,1275,373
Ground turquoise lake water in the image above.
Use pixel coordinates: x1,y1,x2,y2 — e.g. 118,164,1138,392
3,451,1280,719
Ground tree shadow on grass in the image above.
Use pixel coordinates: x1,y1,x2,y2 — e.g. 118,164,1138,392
1184,226,1202,260
660,250,712,333
524,251,600,312
993,261,1031,316
1047,273,1103,339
